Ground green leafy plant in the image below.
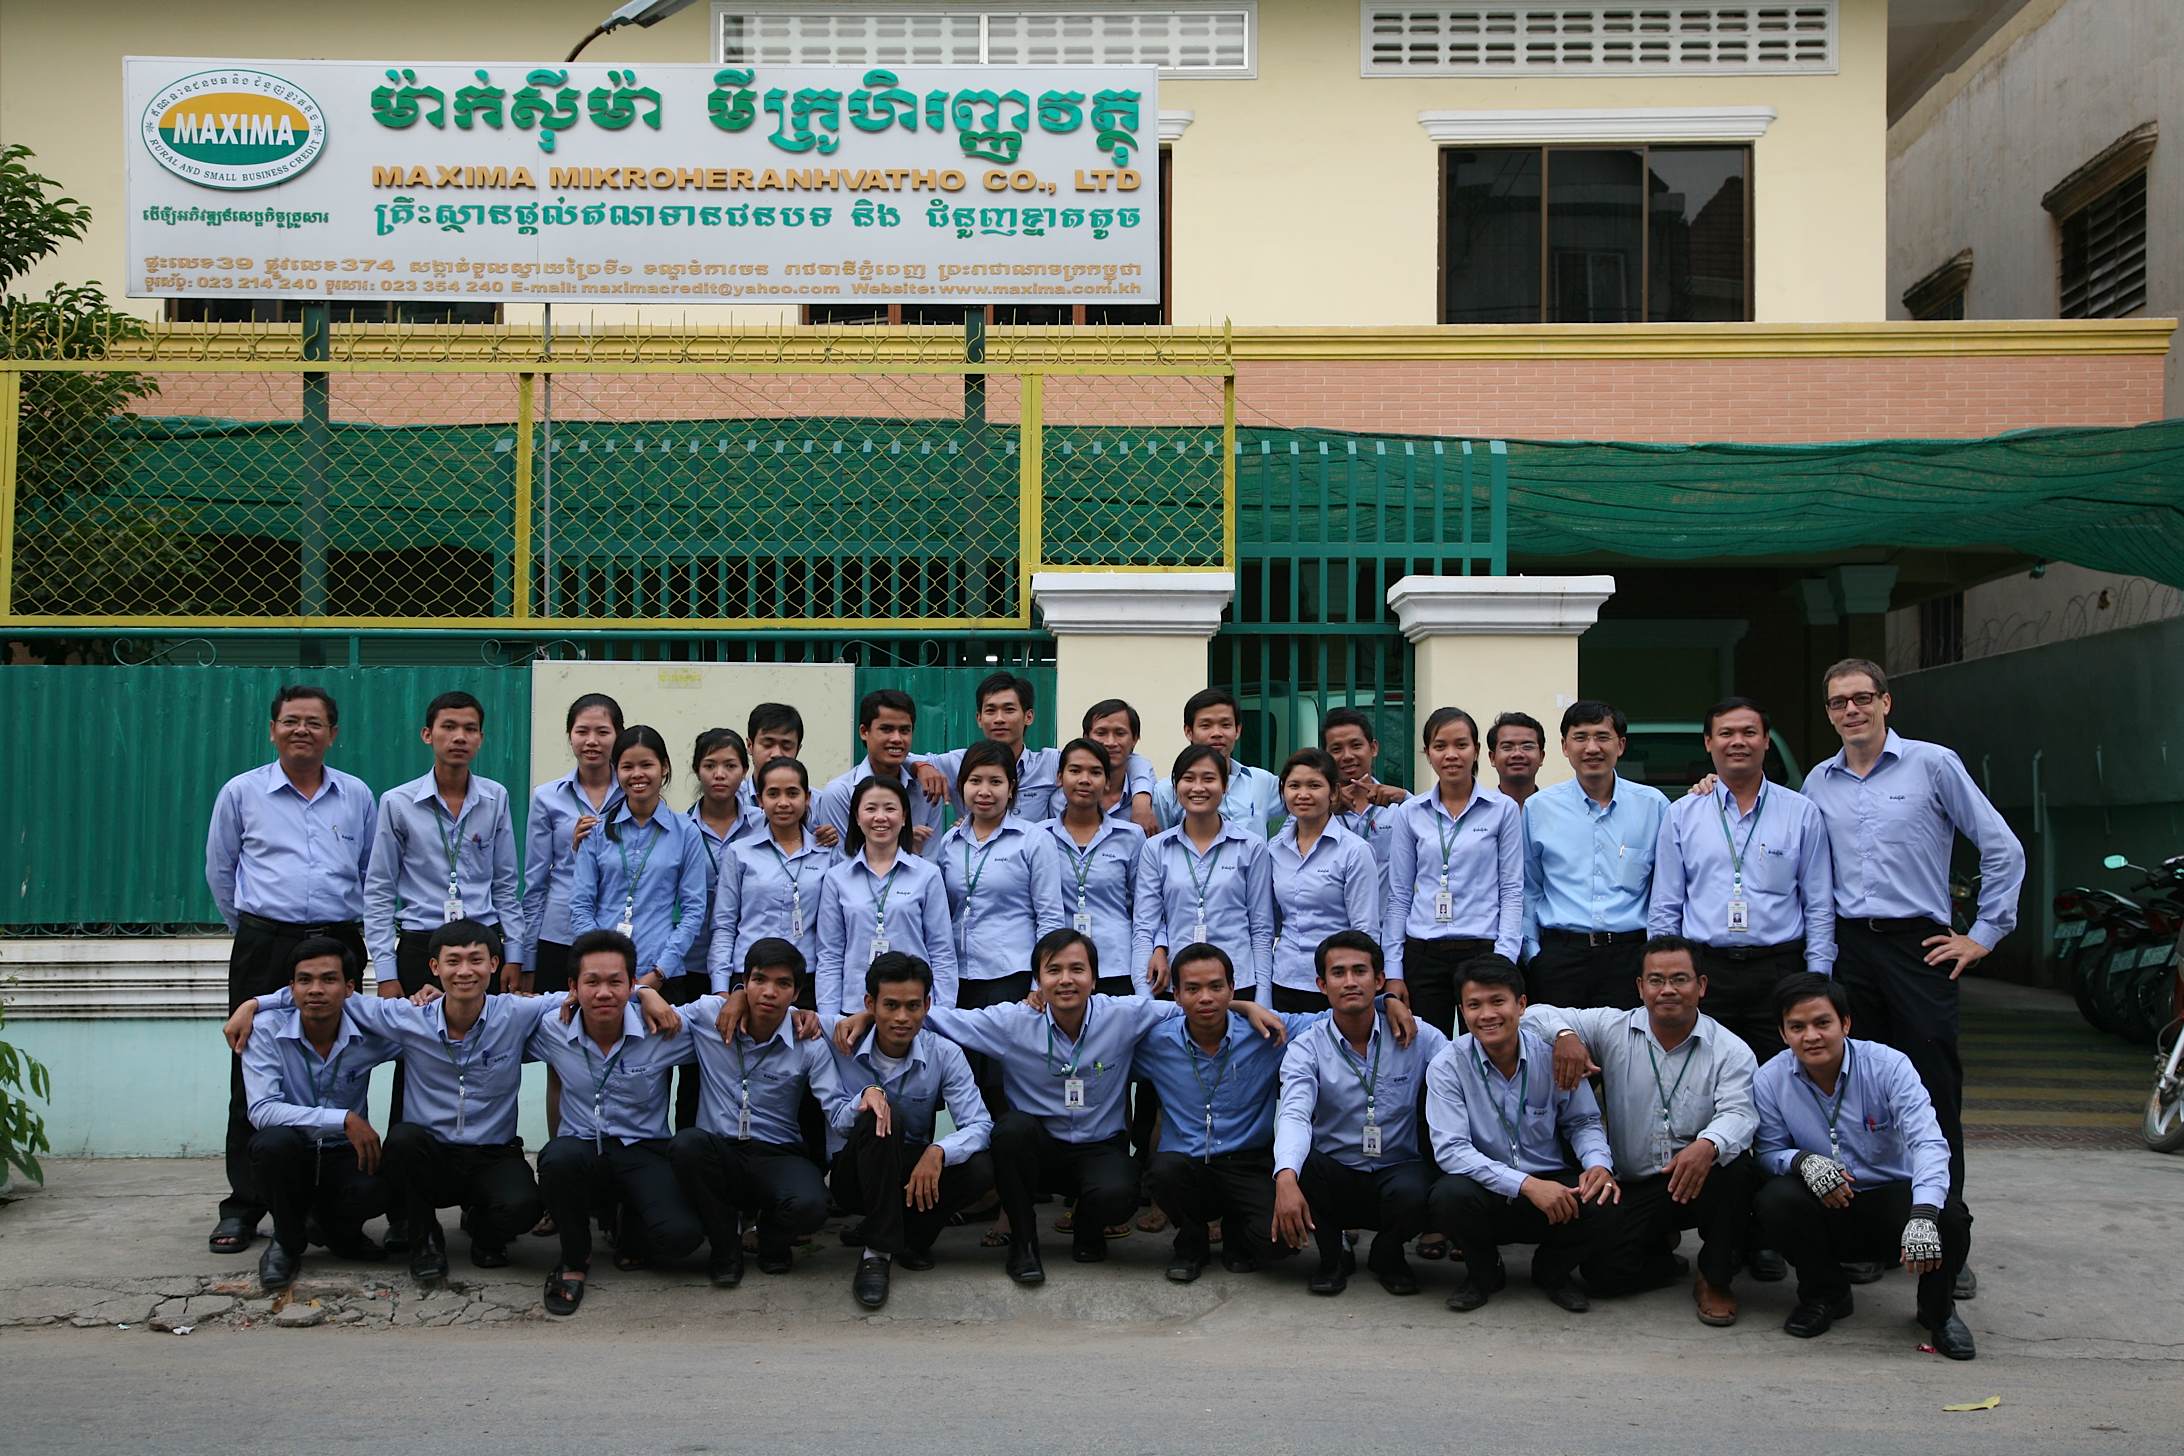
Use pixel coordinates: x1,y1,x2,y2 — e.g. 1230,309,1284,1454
0,993,51,1186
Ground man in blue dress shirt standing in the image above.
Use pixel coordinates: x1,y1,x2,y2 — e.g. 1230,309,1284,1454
1802,658,2021,1301
1753,974,1975,1359
204,685,376,1256
812,689,947,859
1153,688,1284,833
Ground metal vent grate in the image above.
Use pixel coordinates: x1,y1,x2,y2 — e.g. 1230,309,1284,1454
1362,3,1836,74
2060,169,2148,320
719,5,1255,74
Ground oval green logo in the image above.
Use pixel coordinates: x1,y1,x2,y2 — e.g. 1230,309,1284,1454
141,69,325,190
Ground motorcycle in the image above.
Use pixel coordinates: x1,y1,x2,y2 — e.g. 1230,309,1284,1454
2096,855,2184,1046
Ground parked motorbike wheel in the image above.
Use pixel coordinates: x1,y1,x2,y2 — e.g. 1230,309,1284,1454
2144,1018,2184,1154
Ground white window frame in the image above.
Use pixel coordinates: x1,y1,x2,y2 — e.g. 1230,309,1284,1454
714,2,1259,78
1358,2,1838,78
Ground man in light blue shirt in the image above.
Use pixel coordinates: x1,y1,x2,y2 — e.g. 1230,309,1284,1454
1273,934,1452,1297
239,937,398,1290
1153,688,1284,833
1753,974,1974,1358
204,684,377,1256
812,689,947,860
912,671,1065,823
1083,697,1161,835
1649,697,1834,1061
1425,955,1620,1313
1523,700,1669,1010
1321,707,1408,902
1804,658,2023,1264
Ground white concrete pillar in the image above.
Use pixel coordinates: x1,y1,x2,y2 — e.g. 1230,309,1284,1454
1387,575,1616,789
1032,571,1234,772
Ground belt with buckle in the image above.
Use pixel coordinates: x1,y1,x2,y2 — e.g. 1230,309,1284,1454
1839,915,1944,937
1540,927,1647,948
1704,940,1805,963
239,912,361,938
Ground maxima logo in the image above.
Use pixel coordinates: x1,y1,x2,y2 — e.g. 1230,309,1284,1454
141,69,325,190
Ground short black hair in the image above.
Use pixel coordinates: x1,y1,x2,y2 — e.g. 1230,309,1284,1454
1319,706,1377,747
1560,699,1629,739
287,935,358,986
747,702,804,743
1058,736,1112,778
1182,686,1240,729
1421,705,1480,753
1170,742,1230,786
1640,934,1701,971
866,951,934,1000
1083,698,1141,737
858,688,917,731
1313,929,1385,978
271,685,339,728
427,917,502,962
1456,954,1526,1001
568,928,637,980
744,935,807,985
1486,711,1546,753
1703,696,1771,738
976,671,1035,714
1169,942,1233,987
958,738,1020,798
423,690,485,731
1774,972,1850,1024
1033,926,1099,978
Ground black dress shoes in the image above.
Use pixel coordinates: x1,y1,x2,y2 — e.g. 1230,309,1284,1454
1924,1311,1976,1360
258,1241,300,1291
1071,1238,1108,1264
1953,1266,1978,1301
409,1230,450,1284
1372,1254,1421,1297
1446,1281,1490,1312
1536,1279,1590,1313
853,1255,892,1310
1006,1241,1046,1286
1166,1252,1206,1284
897,1247,935,1272
322,1228,386,1263
1748,1247,1788,1282
1783,1291,1855,1338
1308,1246,1356,1296
469,1241,510,1269
708,1249,745,1289
1841,1259,1886,1284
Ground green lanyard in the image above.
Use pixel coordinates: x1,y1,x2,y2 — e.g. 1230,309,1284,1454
1804,1043,1853,1161
1044,1012,1097,1078
1434,796,1471,883
584,1036,628,1152
1067,838,1099,909
1188,1034,1233,1159
1342,1027,1383,1124
960,829,1002,906
1713,788,1768,890
441,1019,476,1138
732,1035,775,1135
1185,839,1227,921
769,839,812,918
434,804,463,895
614,816,662,911
870,864,900,934
1645,1037,1697,1137
1477,1047,1527,1157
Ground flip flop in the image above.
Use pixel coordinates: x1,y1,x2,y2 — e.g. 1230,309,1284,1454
208,1217,256,1255
1135,1208,1170,1234
1417,1237,1450,1261
1104,1222,1133,1241
979,1227,1012,1248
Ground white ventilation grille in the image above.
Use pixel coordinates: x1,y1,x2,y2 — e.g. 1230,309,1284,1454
718,5,1256,75
1362,4,1837,75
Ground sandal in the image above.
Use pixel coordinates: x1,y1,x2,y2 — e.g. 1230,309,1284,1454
1136,1207,1170,1234
208,1217,255,1255
1207,1219,1224,1246
613,1250,647,1272
544,1265,587,1317
530,1214,557,1239
979,1227,1012,1249
1054,1210,1075,1234
1417,1236,1450,1261
1103,1222,1133,1241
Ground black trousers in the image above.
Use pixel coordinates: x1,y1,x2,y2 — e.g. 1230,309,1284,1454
536,1135,703,1272
1427,1167,1621,1289
1696,942,1806,1064
1754,1174,1969,1325
661,973,709,1133
1296,1151,1433,1269
990,1111,1136,1257
959,971,1036,1116
221,915,365,1223
1147,1146,1285,1265
531,940,573,994
1271,985,1330,1014
1837,918,1967,1202
246,1126,387,1256
1582,1156,1756,1294
668,1129,828,1260
379,1123,540,1250
1403,937,1494,1038
386,929,443,1127
1527,933,1645,1010
829,1111,996,1257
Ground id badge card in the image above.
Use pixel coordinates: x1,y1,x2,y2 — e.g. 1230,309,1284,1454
1064,1077,1086,1110
1726,898,1750,933
1433,889,1454,924
1362,1122,1383,1157
615,916,635,938
442,893,464,923
790,897,804,938
1190,920,1209,945
1073,910,1094,935
870,934,891,959
737,1101,752,1140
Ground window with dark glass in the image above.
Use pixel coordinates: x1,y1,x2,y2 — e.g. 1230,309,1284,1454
1441,145,1751,323
2057,169,2147,320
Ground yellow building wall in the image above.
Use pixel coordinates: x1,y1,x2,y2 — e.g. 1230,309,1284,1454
0,0,1886,325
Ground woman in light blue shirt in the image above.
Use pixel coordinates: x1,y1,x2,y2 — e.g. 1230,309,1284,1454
939,739,1066,1011
814,776,958,1016
1044,738,1148,996
1134,744,1276,1002
568,725,711,988
710,756,835,1004
1269,747,1382,1014
1384,706,1524,1038
684,728,765,989
520,692,623,994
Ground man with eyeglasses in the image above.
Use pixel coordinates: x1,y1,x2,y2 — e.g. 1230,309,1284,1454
1523,934,1758,1326
1800,657,2022,1301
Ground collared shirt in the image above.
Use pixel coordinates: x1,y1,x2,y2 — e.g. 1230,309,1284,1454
1335,775,1402,908
568,804,712,979
242,1008,400,1143
814,850,959,1015
1133,820,1276,1000
1519,1004,1757,1180
1135,1008,1322,1158
926,994,1181,1141
262,987,547,1146
1274,1012,1453,1175
1042,816,1148,994
682,997,857,1145
1650,781,1836,971
1383,784,1525,978
684,802,767,977
1269,820,1382,993
917,745,1064,823
811,759,947,862
526,1000,693,1146
1804,730,2026,948
1154,759,1284,835
205,761,377,931
363,771,526,973
938,815,1066,984
708,827,836,992
1109,752,1158,825
517,770,623,968
830,1027,992,1164
1425,1028,1612,1198
1521,774,1670,955
1754,1039,1950,1209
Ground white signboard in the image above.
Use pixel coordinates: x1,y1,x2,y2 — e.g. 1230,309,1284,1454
124,57,1159,306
